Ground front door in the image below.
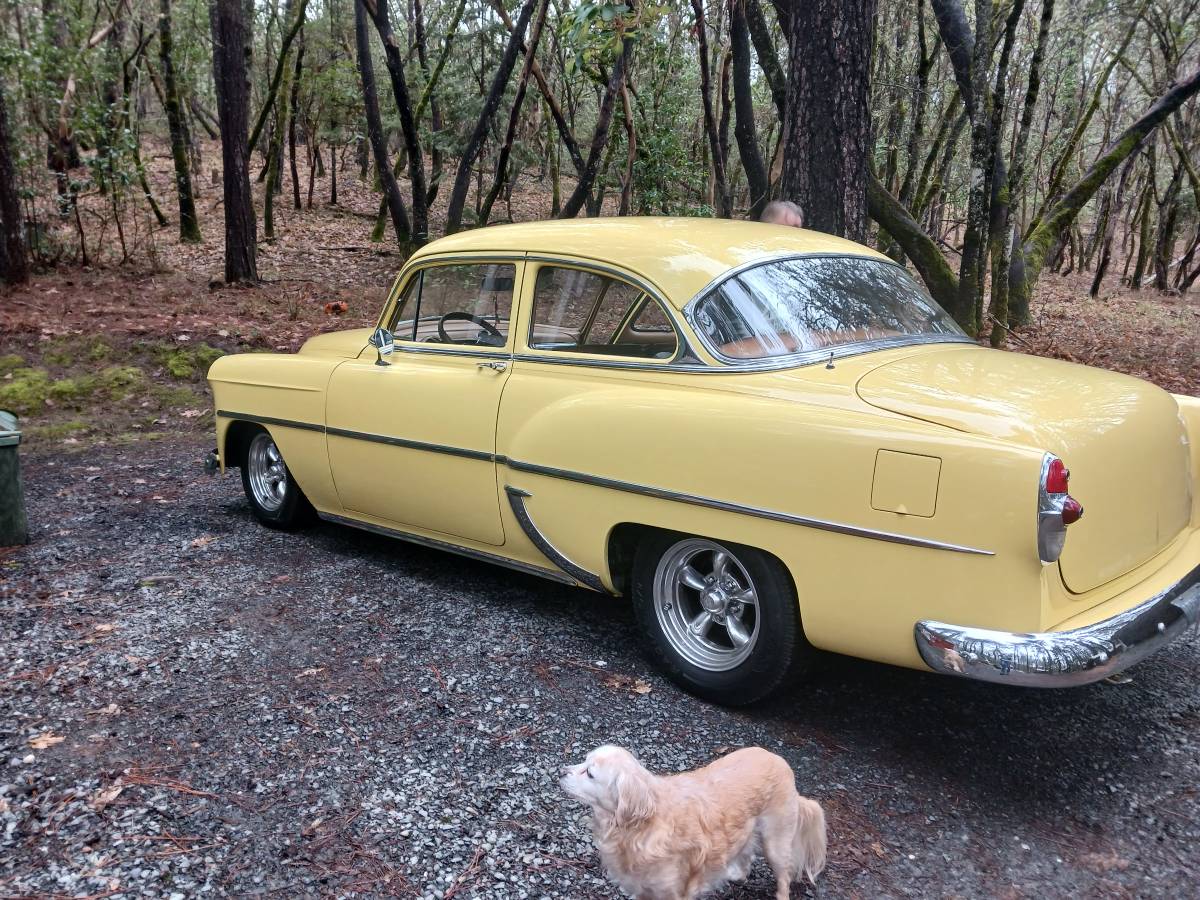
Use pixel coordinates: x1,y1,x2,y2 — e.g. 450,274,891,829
325,259,520,546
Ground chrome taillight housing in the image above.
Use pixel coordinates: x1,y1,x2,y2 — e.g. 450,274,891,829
1038,453,1084,563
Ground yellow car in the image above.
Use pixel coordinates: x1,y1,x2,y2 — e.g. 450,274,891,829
207,218,1200,704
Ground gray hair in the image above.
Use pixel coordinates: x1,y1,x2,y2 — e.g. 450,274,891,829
760,200,804,227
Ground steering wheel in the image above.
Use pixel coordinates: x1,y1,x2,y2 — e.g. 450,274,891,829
437,311,504,345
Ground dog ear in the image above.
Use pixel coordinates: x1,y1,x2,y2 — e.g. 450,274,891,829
613,766,656,828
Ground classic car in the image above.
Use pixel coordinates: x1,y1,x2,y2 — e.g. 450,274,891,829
206,218,1200,705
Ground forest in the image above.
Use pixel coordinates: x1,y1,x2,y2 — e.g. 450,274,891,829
0,0,1198,443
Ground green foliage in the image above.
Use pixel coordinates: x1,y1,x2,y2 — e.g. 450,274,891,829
0,354,26,375
151,343,226,379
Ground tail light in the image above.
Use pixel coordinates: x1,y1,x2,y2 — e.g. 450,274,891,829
1038,453,1084,563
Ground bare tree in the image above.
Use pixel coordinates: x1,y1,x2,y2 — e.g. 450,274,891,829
210,0,258,283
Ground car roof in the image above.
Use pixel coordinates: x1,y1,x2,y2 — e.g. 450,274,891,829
408,217,889,309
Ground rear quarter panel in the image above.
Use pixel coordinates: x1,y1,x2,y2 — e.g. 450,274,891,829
208,354,341,513
498,363,1048,669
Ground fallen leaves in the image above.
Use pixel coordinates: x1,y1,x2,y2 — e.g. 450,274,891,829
1079,850,1131,873
600,672,653,695
28,732,65,749
91,782,125,811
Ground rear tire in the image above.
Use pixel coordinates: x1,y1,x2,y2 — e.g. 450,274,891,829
631,531,811,705
239,427,314,530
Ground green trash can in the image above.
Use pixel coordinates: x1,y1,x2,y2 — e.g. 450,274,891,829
0,410,29,546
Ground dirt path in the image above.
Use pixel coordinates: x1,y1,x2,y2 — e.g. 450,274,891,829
2,437,1198,898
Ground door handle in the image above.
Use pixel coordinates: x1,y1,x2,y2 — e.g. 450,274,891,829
477,360,508,372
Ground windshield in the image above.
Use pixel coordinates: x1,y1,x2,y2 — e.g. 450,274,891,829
692,256,966,361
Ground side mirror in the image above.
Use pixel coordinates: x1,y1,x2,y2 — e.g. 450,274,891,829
369,327,395,367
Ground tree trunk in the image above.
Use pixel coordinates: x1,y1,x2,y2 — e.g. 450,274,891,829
1011,67,1200,317
1152,160,1183,291
744,0,786,122
618,84,636,215
778,0,877,240
1090,148,1140,296
248,0,311,154
731,0,768,218
289,37,304,210
479,0,550,227
364,0,428,241
355,0,410,241
0,80,29,284
951,0,992,334
264,0,305,240
209,0,259,283
691,0,730,217
558,36,633,219
444,0,538,234
984,0,1024,345
160,0,201,242
867,172,959,312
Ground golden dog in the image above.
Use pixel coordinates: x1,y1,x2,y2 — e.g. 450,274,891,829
561,745,826,899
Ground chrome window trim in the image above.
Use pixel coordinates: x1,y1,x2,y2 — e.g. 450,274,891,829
385,255,525,356
522,256,693,366
680,252,976,368
217,411,994,556
318,512,580,588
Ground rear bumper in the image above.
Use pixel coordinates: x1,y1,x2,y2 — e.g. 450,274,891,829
915,563,1200,686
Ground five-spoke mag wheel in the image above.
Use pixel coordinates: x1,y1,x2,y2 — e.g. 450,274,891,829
633,531,811,705
654,539,760,671
239,426,314,529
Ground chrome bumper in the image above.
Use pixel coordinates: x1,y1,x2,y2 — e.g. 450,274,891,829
915,564,1200,686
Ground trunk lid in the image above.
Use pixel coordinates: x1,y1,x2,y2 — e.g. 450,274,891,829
856,347,1191,593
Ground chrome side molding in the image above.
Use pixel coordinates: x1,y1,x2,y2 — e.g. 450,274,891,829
504,486,608,593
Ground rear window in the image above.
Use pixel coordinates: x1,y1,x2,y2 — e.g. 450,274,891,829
692,256,965,360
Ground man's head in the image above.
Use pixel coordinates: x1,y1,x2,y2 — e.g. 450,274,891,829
760,200,804,228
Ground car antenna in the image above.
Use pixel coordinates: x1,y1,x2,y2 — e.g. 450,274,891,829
825,351,835,370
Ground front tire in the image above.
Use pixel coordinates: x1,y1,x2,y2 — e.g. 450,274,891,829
239,427,314,530
631,532,811,705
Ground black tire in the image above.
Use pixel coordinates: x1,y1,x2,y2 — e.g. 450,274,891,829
631,530,812,705
238,426,315,530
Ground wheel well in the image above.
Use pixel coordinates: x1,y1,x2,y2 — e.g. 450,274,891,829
606,523,653,596
606,522,800,605
223,420,261,469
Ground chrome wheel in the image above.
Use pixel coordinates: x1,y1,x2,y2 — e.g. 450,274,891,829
247,432,288,513
653,539,760,672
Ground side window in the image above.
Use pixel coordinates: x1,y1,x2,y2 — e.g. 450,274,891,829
529,266,679,360
392,262,515,347
628,298,674,333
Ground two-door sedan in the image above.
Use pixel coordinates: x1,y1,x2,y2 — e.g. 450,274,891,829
206,218,1200,704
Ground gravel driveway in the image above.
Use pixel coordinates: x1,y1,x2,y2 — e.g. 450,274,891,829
3,437,1199,898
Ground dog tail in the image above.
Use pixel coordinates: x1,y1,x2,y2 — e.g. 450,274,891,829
793,796,827,884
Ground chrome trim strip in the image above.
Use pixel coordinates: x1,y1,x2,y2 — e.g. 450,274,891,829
392,345,511,361
520,255,697,366
317,511,578,587
504,486,607,592
216,410,325,433
217,411,993,555
679,252,976,370
510,354,714,373
326,426,494,462
915,564,1200,686
505,459,994,556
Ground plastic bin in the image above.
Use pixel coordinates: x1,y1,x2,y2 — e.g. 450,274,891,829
0,410,29,546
